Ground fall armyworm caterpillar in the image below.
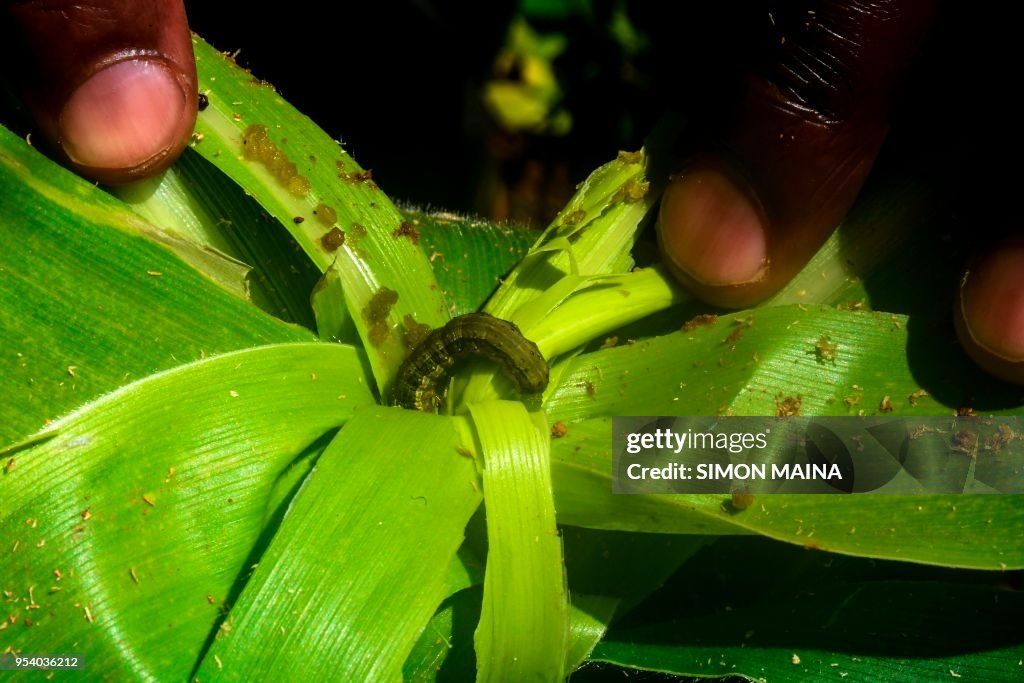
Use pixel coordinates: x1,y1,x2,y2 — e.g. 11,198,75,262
392,312,549,412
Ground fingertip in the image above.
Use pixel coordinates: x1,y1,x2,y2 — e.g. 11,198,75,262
657,163,770,307
955,241,1024,385
3,0,197,184
58,58,195,183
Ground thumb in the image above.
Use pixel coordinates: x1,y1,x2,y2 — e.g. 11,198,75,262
2,0,197,184
658,0,935,308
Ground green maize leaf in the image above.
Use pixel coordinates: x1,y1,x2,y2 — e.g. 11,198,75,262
0,126,314,446
525,266,685,360
445,545,487,598
310,265,357,343
310,210,534,343
486,149,655,323
545,305,1021,421
460,266,684,408
469,402,568,682
113,153,250,259
409,210,534,317
190,36,449,396
193,407,481,682
0,343,374,680
588,536,1024,682
548,417,1024,569
109,176,251,302
765,174,938,312
2,18,1022,682
117,148,322,329
403,526,707,680
559,528,708,671
456,143,669,408
405,586,483,682
548,417,743,536
119,151,535,339
0,127,254,302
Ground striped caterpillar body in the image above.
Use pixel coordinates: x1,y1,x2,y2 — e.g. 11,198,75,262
392,312,549,412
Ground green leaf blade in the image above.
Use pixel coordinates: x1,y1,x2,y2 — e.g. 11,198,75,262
590,537,1024,681
469,402,568,682
0,126,315,445
549,418,1024,569
190,38,450,395
0,343,374,680
193,407,482,682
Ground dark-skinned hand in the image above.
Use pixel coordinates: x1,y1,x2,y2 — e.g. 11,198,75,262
655,0,1024,385
2,0,195,183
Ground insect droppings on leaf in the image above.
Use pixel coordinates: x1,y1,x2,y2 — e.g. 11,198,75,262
563,209,586,226
320,227,345,252
729,491,756,511
364,288,399,322
402,314,432,350
314,202,338,227
814,335,838,364
362,287,399,347
724,327,744,348
349,223,367,241
367,324,391,348
951,430,978,456
336,160,375,184
907,389,929,406
241,124,311,197
682,314,718,332
984,423,1017,453
287,176,310,196
776,393,802,417
392,221,420,245
611,177,650,204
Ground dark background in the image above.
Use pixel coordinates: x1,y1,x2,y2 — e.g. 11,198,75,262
188,1,532,219
0,2,1006,238
184,2,826,225
108,2,1016,239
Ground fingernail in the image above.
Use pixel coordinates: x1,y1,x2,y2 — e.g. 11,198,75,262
959,243,1024,362
658,166,768,286
59,59,186,171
